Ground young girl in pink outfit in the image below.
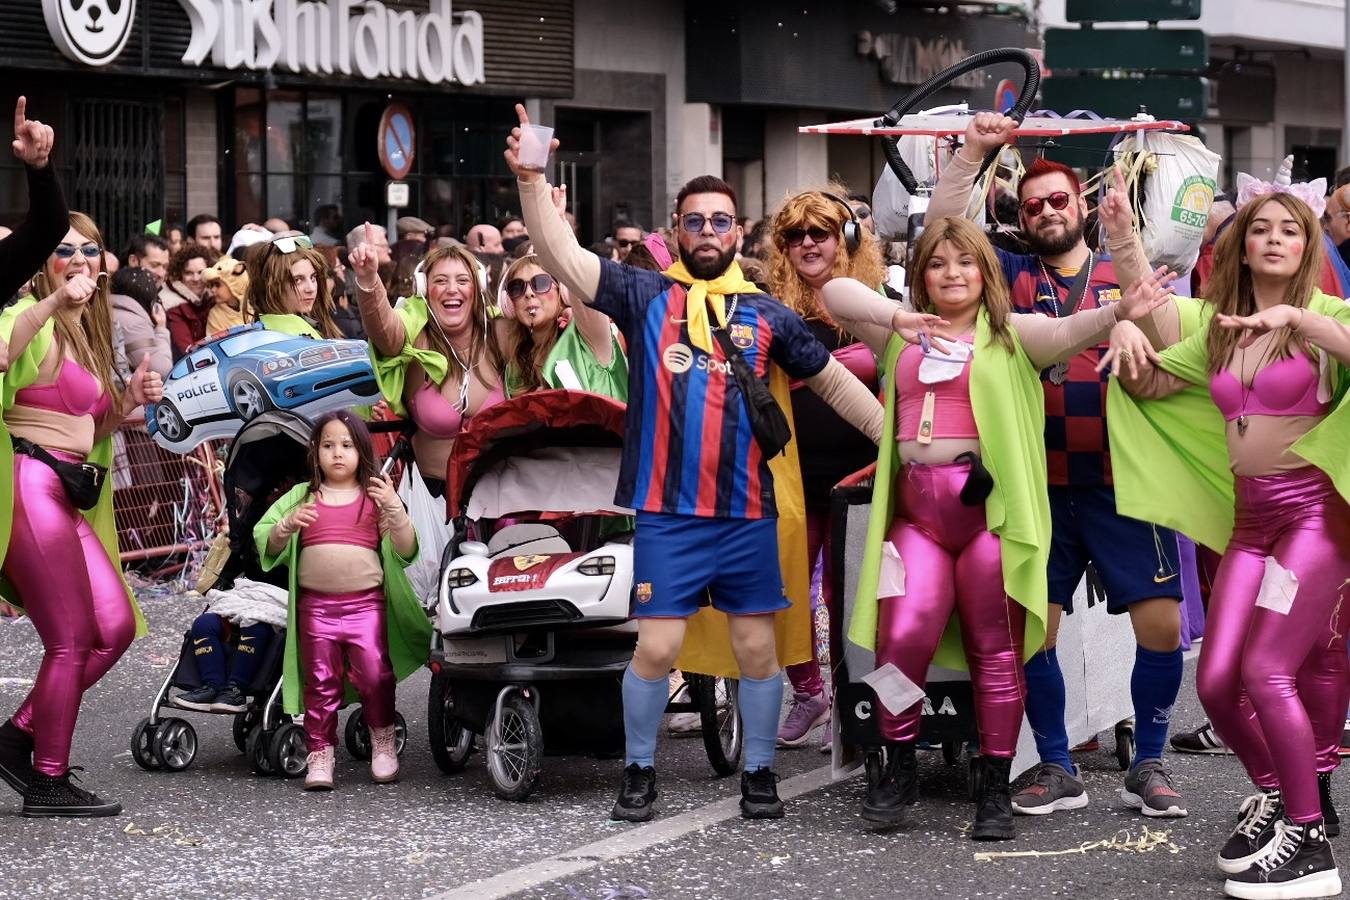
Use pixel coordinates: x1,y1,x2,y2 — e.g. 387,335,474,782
255,411,431,791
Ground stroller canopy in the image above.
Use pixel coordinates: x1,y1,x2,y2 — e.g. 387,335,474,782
445,390,629,520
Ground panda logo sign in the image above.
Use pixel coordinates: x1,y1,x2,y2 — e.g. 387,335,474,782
42,0,136,66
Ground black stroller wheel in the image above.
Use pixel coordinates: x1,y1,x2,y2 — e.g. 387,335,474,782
692,674,741,777
233,709,260,754
968,753,987,803
942,741,961,767
345,709,371,760
152,718,198,771
1115,718,1136,772
428,675,474,774
268,723,309,778
487,694,543,801
130,718,161,771
247,726,277,776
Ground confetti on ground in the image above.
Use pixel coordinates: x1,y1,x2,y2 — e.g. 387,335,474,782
123,822,205,847
973,826,1180,862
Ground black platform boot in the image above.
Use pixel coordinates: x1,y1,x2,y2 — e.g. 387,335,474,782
0,719,34,794
971,755,1015,841
21,771,121,818
1319,772,1339,838
861,741,917,826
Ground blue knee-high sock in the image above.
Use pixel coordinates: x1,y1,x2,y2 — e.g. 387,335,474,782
1024,648,1073,772
622,666,670,768
1131,645,1184,765
738,671,784,771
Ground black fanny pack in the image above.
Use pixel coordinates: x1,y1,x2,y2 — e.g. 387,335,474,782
706,301,792,458
954,451,994,507
12,437,107,509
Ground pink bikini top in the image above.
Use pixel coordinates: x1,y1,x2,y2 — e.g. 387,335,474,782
1209,353,1328,422
300,495,380,551
408,378,506,441
896,339,979,442
13,358,112,420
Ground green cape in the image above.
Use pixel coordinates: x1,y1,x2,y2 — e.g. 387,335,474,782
850,310,1049,668
1107,291,1350,552
0,297,146,635
366,295,450,418
259,313,322,339
254,484,434,715
505,323,629,400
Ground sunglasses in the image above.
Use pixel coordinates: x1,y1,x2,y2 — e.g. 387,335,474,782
268,233,314,254
854,206,872,220
54,243,101,260
615,238,638,248
505,273,555,300
1020,192,1073,217
679,212,736,235
783,226,835,247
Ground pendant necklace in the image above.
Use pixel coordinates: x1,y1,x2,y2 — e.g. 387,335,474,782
1235,338,1275,437
447,339,475,413
1040,252,1094,386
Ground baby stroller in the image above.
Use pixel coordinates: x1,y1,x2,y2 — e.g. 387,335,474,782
429,390,743,801
129,411,416,777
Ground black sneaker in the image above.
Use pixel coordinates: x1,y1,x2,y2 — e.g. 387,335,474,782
1223,818,1341,899
0,718,35,794
21,771,121,818
610,764,657,822
971,756,1015,841
861,741,918,826
740,767,784,820
1218,790,1284,874
170,685,219,712
1319,772,1339,838
210,685,249,713
1170,721,1232,755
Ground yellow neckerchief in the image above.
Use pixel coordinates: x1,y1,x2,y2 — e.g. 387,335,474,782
662,259,763,353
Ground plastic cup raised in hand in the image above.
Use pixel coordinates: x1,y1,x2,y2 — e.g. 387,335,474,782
517,123,554,174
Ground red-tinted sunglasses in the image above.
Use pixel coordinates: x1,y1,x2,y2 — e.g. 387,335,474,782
1020,191,1073,217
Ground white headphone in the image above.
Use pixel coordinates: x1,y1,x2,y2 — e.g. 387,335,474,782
414,253,489,299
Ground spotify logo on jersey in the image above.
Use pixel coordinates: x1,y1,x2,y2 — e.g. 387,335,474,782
662,343,693,374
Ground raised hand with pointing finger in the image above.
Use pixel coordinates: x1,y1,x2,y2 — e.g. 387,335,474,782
350,222,382,293
12,97,54,170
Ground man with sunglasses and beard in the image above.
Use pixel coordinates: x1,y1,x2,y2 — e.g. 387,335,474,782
926,112,1187,821
506,104,889,824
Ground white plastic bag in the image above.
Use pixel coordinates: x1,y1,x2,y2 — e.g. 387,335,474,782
398,461,450,608
872,104,988,240
1110,130,1220,275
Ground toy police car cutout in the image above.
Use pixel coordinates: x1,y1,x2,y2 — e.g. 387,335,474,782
145,324,379,452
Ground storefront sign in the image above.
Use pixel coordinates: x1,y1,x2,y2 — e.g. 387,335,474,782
856,30,983,90
42,0,138,66
176,0,485,85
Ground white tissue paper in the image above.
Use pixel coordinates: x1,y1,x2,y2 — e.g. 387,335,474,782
862,663,927,715
1255,556,1298,616
878,541,906,598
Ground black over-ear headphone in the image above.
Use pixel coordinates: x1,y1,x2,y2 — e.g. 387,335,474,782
819,191,863,253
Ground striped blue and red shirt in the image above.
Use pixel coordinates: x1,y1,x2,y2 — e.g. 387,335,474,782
998,249,1123,487
592,260,830,519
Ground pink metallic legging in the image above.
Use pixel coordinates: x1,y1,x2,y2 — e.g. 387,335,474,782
298,587,396,752
876,461,1027,758
5,453,135,776
1197,466,1350,824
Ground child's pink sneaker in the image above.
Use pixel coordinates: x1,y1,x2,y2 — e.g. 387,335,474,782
371,725,399,784
304,746,334,791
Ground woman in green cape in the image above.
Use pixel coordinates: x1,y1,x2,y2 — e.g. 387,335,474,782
823,215,1172,839
1102,188,1350,898
0,212,163,818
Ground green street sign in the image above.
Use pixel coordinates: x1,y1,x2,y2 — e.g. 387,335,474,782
1046,28,1207,72
1043,76,1209,122
1066,0,1201,22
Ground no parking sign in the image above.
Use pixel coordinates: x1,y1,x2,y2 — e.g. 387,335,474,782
994,78,1018,113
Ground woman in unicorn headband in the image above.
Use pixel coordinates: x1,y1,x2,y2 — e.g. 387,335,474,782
351,222,506,498
1102,168,1350,898
498,185,628,401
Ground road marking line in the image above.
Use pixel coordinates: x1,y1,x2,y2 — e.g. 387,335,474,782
430,764,836,900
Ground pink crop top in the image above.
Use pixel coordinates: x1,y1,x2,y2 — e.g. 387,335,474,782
1209,354,1328,422
300,495,380,551
407,379,506,441
13,358,112,420
896,339,979,442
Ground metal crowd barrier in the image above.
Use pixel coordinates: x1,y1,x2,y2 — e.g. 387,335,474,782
111,417,224,565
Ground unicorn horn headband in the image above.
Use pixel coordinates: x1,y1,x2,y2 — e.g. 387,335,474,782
1235,170,1328,219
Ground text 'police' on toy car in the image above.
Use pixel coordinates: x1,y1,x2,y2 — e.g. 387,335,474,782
146,324,379,452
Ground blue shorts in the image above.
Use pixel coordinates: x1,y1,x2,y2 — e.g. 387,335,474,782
1048,485,1183,614
630,512,789,618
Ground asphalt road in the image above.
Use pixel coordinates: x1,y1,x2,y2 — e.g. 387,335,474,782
0,580,1334,900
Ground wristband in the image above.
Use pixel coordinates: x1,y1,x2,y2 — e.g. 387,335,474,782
1295,307,1306,333
356,276,382,293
